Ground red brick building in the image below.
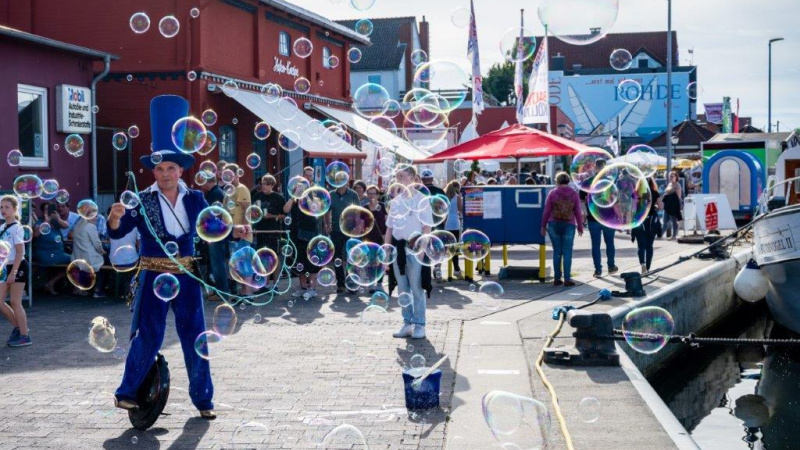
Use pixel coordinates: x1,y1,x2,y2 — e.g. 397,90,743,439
1,0,370,199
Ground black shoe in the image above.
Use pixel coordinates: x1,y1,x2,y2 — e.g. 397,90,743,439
336,287,345,294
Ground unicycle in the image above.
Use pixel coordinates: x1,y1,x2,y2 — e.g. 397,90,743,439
128,353,171,430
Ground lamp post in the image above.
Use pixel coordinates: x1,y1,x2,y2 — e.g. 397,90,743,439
665,0,674,176
768,37,784,133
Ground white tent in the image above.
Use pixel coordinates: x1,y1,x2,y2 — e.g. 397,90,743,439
609,152,668,167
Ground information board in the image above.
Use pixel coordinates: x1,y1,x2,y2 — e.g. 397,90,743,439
462,186,552,245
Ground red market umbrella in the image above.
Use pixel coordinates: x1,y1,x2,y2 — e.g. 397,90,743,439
417,124,587,163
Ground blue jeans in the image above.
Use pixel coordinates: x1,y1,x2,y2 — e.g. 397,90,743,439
636,233,655,270
588,221,616,273
393,253,426,326
547,222,576,281
664,214,680,238
208,241,229,292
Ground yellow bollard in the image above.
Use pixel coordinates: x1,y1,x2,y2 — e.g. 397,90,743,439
465,258,474,281
484,252,491,275
539,244,546,281
502,244,508,267
448,258,454,281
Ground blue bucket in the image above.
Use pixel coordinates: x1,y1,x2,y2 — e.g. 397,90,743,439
402,368,442,410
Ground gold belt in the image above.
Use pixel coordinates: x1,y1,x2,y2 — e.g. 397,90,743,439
139,256,195,274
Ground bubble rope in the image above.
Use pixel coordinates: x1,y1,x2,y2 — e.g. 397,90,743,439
124,171,300,307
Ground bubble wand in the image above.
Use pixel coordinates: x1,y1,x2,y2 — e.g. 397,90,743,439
411,354,448,390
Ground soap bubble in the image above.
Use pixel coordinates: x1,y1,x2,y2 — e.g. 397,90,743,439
67,260,96,290
229,246,268,289
299,187,331,217
253,121,271,141
625,144,660,178
451,7,471,28
39,223,51,236
320,424,369,448
253,313,263,324
328,55,340,68
158,15,180,38
432,230,459,258
153,273,180,301
293,37,313,58
278,130,300,151
617,79,642,103
254,247,279,277
201,109,218,126
18,225,32,244
459,229,490,261
111,246,139,272
164,241,179,256
410,354,426,369
260,83,283,103
7,149,22,166
171,117,207,153
352,83,390,118
578,397,601,423
318,267,336,286
478,281,504,311
379,244,398,265
609,48,633,71
361,304,388,335
538,0,619,46
65,134,85,156
56,189,70,204
77,199,99,220
195,206,234,242
482,391,551,449
187,71,197,81
325,161,351,187
414,60,470,111
112,346,127,359
112,132,128,151
410,49,428,67
230,421,270,447
120,190,140,209
307,236,335,266
469,343,481,358
197,130,217,155
128,125,140,138
287,175,311,200
397,292,412,308
588,163,653,230
354,19,374,37
499,28,537,62
42,179,59,195
370,291,390,309
339,205,374,238
336,339,356,362
569,148,614,193
212,304,238,337
294,77,311,94
129,12,151,34
245,205,263,224
13,174,44,199
88,317,117,353
190,7,200,18
150,152,164,164
347,47,362,63
350,0,376,11
622,306,674,354
687,82,703,100
194,330,222,360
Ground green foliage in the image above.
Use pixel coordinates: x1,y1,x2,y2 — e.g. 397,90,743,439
482,61,527,106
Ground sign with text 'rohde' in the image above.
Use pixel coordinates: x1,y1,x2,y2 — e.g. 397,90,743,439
56,84,92,134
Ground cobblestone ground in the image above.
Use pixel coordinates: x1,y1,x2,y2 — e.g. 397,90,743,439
0,235,704,449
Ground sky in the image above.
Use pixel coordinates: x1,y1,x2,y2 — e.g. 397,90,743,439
290,0,800,132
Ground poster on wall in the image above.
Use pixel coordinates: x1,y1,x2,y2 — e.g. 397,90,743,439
55,84,92,134
464,188,483,217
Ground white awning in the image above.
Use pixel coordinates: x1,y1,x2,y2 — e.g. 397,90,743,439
229,89,365,159
312,104,432,162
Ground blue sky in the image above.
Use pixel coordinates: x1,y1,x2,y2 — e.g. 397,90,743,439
291,0,800,132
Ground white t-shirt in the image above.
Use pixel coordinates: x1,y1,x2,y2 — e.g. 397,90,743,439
109,228,140,266
386,192,434,241
0,222,25,264
60,211,80,240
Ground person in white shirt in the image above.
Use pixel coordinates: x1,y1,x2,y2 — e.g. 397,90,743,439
385,166,433,340
0,195,31,347
109,228,140,270
56,201,80,240
71,206,107,298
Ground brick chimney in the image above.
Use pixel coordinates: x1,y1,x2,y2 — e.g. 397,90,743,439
419,16,430,58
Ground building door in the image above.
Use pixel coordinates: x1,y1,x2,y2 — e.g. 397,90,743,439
787,160,800,205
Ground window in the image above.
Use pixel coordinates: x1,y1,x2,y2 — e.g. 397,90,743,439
638,59,649,68
219,125,237,163
279,32,291,56
368,75,382,92
17,84,48,168
322,47,331,68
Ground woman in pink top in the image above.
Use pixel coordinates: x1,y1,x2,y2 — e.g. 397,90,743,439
540,172,584,286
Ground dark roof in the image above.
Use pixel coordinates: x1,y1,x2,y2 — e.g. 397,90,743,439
263,0,370,45
0,24,118,60
538,31,678,70
647,120,716,149
335,17,417,71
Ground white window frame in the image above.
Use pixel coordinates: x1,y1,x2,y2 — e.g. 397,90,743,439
17,84,49,168
322,47,331,68
279,32,291,57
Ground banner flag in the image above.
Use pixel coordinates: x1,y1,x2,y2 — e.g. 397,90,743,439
467,0,484,116
523,35,549,125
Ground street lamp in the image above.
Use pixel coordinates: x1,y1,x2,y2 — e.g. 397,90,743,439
665,0,674,176
671,135,680,146
768,37,784,133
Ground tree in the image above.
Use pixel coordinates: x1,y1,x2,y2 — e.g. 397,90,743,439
482,61,521,107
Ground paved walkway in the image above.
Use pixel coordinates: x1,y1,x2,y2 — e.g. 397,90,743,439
0,232,740,449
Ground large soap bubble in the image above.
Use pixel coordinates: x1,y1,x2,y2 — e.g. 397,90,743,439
195,206,234,242
88,317,117,353
499,28,537,62
67,260,96,290
459,229,491,261
588,163,653,230
570,148,613,193
229,246,267,289
153,273,180,301
339,205,374,238
287,175,311,200
346,242,386,287
352,83,390,118
13,175,44,199
212,304,238,337
538,0,619,46
299,186,331,217
307,236,335,267
325,161,351,188
624,144,660,178
622,306,674,354
171,117,207,154
482,390,551,450
413,60,469,112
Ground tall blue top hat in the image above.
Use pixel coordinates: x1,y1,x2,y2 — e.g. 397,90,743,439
140,95,196,170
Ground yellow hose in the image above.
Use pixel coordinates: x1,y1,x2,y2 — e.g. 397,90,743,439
534,313,576,450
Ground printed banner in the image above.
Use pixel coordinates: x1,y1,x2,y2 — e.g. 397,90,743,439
704,103,723,124
464,188,484,217
523,37,549,125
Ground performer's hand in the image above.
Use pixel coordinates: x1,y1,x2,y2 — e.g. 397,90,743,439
109,203,126,222
233,225,252,239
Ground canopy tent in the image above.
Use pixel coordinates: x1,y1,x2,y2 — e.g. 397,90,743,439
417,124,586,163
608,152,668,167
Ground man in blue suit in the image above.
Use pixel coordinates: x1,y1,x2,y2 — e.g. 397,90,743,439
108,95,249,419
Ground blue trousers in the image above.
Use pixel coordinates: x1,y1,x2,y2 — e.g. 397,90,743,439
208,241,229,292
588,221,616,273
393,253,426,326
635,233,656,271
547,222,576,281
116,271,214,411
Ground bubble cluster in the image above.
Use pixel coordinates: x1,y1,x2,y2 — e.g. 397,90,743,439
622,306,674,354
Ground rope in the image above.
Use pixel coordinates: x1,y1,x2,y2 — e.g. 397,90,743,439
569,330,800,347
534,311,576,450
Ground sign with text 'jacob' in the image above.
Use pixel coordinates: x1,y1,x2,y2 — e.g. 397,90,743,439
56,85,92,134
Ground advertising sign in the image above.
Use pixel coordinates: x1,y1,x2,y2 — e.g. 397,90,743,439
55,84,92,134
704,103,724,124
548,71,693,140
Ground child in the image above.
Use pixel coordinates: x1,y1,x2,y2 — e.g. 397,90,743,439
0,195,31,347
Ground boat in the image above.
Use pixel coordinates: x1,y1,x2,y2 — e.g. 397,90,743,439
752,200,800,334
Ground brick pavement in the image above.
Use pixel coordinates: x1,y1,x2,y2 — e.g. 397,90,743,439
0,233,715,449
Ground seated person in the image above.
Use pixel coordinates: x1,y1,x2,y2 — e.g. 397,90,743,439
32,202,72,295
71,208,107,298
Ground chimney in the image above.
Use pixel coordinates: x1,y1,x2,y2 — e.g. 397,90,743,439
590,27,602,35
419,16,430,58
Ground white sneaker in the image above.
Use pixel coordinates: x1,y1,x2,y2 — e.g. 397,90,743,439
291,289,305,298
641,264,648,275
393,324,414,338
412,325,426,339
307,288,318,298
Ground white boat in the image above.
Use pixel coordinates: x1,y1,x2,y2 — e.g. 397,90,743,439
753,202,800,334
